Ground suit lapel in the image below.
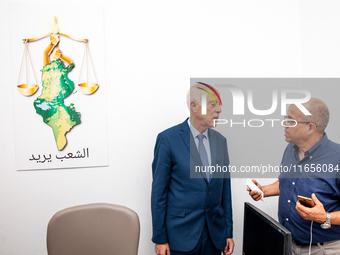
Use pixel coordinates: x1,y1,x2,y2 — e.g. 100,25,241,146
180,119,208,183
180,120,190,153
208,129,217,179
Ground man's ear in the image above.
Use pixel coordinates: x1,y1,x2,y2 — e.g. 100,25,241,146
307,123,317,135
191,101,198,112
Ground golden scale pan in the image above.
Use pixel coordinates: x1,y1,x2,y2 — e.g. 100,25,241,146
17,39,39,96
78,40,99,95
17,17,98,96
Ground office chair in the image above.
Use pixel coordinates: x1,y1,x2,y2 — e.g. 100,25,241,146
47,203,140,255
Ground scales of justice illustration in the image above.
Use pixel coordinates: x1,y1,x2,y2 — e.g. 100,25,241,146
16,17,98,151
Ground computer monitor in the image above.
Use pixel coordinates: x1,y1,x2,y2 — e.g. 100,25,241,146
243,202,292,255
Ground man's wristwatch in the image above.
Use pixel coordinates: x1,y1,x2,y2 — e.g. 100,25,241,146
321,212,331,229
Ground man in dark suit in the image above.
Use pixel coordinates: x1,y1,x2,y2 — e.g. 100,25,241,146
151,83,234,255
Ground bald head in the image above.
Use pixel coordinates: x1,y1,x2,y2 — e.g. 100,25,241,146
186,84,220,109
187,85,203,109
299,98,329,134
187,83,222,132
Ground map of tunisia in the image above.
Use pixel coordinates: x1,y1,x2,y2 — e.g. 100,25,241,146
34,59,81,151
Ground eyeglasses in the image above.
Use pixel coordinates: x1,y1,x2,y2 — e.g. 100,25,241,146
282,119,317,128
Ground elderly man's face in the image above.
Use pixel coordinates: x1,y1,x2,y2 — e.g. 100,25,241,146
195,95,222,129
284,105,309,145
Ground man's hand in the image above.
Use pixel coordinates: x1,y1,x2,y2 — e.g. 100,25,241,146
155,243,170,255
296,193,327,223
246,179,263,201
223,238,234,255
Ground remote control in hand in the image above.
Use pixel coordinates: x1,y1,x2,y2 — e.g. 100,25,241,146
246,179,264,201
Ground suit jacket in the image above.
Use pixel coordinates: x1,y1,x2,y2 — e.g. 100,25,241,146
151,118,233,252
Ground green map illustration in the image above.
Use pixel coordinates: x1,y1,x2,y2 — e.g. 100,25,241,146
34,59,81,151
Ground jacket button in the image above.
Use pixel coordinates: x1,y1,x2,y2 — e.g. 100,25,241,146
207,190,211,194
206,208,209,212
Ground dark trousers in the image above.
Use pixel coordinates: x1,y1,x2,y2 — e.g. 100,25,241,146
170,222,221,255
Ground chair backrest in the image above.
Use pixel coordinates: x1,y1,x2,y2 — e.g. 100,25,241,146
47,203,140,255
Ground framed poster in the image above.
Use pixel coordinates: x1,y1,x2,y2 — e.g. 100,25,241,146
10,3,109,170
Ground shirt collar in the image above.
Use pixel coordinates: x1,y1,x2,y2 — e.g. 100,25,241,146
188,118,209,139
293,133,329,157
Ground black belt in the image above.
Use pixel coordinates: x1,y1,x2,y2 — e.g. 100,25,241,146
292,238,323,247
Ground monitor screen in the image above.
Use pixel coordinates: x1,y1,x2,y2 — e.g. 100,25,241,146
243,202,292,255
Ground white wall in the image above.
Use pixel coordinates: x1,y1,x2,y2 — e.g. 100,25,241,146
1,1,339,254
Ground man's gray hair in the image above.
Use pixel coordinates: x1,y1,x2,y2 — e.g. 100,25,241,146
300,98,329,134
186,85,203,109
186,84,220,109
